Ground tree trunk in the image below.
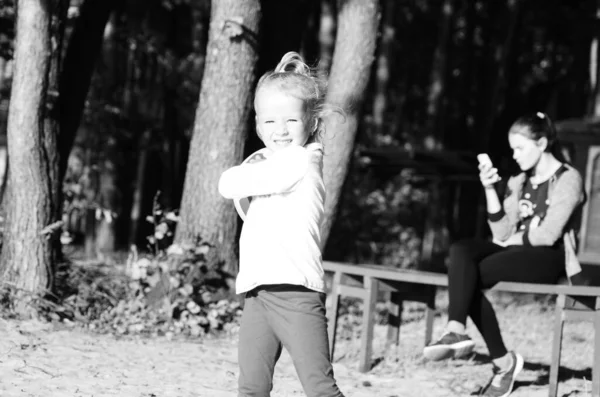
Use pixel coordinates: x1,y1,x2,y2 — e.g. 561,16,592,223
175,0,261,275
58,0,116,181
1,0,54,315
128,129,151,247
321,0,380,245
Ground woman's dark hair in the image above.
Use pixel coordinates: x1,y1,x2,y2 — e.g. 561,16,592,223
508,112,569,163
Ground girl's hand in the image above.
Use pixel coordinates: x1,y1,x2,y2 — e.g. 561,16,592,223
479,162,501,189
246,153,267,164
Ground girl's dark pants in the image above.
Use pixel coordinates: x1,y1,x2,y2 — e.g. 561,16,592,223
237,284,344,397
448,238,565,359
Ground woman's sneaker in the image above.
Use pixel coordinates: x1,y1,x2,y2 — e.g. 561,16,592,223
423,332,475,361
480,351,524,397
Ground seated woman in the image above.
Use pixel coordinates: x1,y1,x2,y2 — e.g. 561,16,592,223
423,112,586,397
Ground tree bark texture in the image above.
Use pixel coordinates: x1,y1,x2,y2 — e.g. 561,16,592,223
321,0,380,246
175,0,261,275
1,0,53,313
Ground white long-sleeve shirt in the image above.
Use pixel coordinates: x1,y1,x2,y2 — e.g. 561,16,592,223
218,143,326,294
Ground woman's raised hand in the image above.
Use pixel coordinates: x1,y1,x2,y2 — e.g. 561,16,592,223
478,162,501,189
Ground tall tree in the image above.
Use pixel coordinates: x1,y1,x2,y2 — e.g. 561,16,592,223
321,0,380,245
58,0,117,181
1,0,59,315
175,0,261,275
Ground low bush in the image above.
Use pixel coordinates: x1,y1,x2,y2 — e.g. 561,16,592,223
38,240,242,339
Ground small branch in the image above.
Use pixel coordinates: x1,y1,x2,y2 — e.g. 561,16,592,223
222,17,244,38
40,220,64,236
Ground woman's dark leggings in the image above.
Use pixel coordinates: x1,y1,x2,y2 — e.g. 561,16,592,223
447,238,565,359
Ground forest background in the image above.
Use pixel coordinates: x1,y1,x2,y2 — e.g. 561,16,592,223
0,0,598,331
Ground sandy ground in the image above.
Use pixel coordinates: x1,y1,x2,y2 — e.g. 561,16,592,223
0,297,594,397
0,319,449,397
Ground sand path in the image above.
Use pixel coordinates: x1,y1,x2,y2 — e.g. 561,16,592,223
0,316,591,397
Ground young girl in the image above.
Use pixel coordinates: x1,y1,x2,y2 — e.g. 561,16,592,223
423,112,585,397
218,52,345,397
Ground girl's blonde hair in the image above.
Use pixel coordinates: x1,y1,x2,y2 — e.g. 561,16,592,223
255,52,336,144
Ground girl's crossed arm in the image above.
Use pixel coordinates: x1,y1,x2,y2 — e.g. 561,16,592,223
218,146,310,199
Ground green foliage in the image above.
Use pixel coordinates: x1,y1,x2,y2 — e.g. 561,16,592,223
145,192,178,254
1,202,240,338
99,242,240,338
37,240,241,339
326,152,429,269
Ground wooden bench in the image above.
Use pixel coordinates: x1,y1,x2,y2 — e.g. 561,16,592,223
324,260,600,397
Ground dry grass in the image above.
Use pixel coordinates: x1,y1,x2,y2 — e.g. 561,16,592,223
331,289,595,397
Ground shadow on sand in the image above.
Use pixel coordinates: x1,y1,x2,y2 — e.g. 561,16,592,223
466,352,591,395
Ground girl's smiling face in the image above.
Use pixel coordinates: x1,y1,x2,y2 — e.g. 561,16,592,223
254,86,313,152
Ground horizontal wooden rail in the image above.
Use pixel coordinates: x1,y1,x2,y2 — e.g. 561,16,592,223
323,261,448,286
323,261,600,297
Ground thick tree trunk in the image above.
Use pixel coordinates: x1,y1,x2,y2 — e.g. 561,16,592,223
1,0,53,315
321,0,380,245
175,0,261,275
